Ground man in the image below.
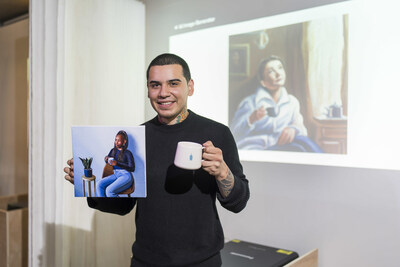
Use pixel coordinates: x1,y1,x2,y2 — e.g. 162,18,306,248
65,53,250,266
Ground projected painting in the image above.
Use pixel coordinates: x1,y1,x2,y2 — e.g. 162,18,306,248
228,15,348,154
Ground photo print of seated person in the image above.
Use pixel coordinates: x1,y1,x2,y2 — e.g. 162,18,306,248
97,130,135,197
231,55,322,152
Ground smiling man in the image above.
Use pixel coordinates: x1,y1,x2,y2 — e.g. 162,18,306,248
147,63,194,125
65,53,250,267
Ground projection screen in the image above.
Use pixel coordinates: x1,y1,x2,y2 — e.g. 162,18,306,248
166,1,400,170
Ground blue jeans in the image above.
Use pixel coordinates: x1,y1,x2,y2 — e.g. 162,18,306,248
97,169,133,197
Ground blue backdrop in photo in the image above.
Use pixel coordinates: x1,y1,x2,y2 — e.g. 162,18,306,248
72,126,146,198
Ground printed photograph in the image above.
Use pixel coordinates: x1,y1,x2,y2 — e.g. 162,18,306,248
229,14,348,154
72,126,146,197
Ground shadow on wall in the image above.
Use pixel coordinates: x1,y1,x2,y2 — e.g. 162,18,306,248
39,208,136,267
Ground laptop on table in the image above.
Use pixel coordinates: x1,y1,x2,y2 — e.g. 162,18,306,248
221,239,299,267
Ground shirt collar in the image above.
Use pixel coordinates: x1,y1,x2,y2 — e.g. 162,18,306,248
255,86,289,106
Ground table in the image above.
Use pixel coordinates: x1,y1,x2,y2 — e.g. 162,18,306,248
314,116,347,154
284,249,318,267
82,175,96,197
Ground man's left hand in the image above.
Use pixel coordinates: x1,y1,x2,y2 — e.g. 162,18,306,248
202,141,235,198
202,141,229,180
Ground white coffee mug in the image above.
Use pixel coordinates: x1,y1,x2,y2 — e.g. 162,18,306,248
108,157,114,164
174,141,203,170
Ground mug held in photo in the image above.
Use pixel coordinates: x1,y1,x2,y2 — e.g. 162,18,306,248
174,141,203,170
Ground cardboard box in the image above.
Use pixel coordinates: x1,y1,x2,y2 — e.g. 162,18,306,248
0,194,28,267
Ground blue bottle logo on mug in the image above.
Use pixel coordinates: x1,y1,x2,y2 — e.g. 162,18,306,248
189,154,193,161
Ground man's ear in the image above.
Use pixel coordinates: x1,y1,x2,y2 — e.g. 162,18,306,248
188,79,194,96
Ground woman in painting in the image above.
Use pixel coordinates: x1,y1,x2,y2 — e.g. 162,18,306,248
231,55,322,152
97,130,135,197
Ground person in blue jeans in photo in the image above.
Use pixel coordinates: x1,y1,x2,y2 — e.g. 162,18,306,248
97,130,135,197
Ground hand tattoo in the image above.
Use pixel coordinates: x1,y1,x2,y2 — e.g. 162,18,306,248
217,169,234,198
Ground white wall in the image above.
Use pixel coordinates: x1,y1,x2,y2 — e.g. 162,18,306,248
218,163,400,267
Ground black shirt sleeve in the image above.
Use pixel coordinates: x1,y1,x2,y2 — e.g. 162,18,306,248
116,150,135,172
216,125,250,213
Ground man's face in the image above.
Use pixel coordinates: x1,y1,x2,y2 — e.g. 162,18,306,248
147,64,194,124
260,60,286,91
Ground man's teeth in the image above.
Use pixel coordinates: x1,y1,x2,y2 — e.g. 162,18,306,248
160,102,172,105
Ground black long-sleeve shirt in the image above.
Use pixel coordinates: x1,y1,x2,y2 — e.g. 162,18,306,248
106,148,135,172
87,110,250,266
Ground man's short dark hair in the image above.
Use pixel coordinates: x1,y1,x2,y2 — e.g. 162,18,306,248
257,55,285,81
146,53,191,83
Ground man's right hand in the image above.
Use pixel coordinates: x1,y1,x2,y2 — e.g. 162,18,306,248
64,158,74,184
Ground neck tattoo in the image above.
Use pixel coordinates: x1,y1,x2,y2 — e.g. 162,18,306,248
175,108,189,124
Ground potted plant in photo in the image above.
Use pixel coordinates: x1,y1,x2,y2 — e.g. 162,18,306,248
79,157,93,177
